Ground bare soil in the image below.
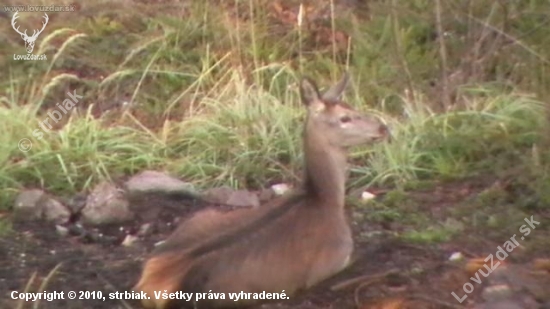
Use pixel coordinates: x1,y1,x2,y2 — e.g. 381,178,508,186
1,179,549,309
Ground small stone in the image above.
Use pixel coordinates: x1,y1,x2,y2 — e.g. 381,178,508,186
55,225,69,237
449,252,463,262
125,170,198,197
203,186,234,204
360,191,376,201
81,182,134,225
271,183,290,196
410,267,423,275
13,189,45,219
226,190,260,208
137,223,152,236
154,240,165,247
13,190,71,224
40,198,71,224
121,235,138,247
204,187,260,208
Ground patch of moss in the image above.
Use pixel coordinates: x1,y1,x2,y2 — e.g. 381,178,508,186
402,179,437,191
381,189,409,208
473,185,509,208
365,200,403,223
401,221,462,244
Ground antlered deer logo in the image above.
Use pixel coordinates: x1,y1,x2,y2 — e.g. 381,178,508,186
11,12,49,54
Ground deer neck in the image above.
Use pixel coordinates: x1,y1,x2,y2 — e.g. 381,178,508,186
302,128,348,208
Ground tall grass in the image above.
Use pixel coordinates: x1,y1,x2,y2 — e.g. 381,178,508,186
0,0,549,211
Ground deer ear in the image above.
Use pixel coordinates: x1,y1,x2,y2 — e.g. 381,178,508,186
322,72,350,101
300,77,325,112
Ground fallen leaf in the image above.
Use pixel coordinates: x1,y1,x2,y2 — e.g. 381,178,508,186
465,257,507,276
534,258,550,272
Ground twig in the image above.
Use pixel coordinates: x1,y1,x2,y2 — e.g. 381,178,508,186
33,263,63,309
435,0,451,110
329,0,337,74
354,279,378,308
331,268,399,291
455,7,550,66
16,271,38,309
389,0,415,104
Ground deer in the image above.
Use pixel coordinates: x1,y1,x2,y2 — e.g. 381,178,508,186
11,12,49,54
132,72,390,309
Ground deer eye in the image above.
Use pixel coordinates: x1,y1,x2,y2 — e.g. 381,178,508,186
340,116,352,123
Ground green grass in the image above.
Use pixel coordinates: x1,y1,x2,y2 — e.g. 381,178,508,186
1,0,550,219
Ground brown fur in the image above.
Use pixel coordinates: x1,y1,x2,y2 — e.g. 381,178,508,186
132,73,389,309
135,253,192,309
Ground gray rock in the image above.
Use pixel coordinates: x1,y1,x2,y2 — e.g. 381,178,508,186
39,197,71,224
125,170,197,196
203,186,234,204
204,186,260,208
121,234,138,247
13,189,45,219
14,189,71,224
227,190,260,208
55,225,69,237
81,182,134,225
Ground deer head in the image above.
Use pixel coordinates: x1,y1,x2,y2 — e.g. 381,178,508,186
300,73,389,149
11,12,49,54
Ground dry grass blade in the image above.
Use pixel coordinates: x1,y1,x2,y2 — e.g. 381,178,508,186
33,263,63,309
331,268,400,291
16,271,38,309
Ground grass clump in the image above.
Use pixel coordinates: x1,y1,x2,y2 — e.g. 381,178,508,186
356,90,547,187
166,68,304,188
0,0,549,218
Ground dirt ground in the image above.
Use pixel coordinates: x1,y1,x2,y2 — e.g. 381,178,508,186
2,0,549,307
1,179,549,309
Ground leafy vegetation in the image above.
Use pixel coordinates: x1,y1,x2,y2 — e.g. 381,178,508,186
1,0,549,222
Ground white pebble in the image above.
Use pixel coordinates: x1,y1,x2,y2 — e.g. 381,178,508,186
122,235,138,247
360,191,376,201
271,183,290,196
449,252,464,261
